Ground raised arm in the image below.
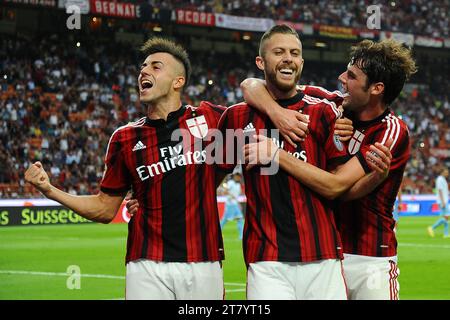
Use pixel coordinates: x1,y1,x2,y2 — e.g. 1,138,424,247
25,162,125,223
240,78,309,147
243,136,391,200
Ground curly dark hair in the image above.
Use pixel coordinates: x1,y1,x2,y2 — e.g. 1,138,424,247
350,39,418,105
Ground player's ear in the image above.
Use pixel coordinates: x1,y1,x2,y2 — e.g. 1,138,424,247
370,82,384,97
256,56,264,71
173,76,185,90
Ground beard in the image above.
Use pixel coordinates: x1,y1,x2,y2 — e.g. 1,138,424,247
265,67,301,93
342,89,371,112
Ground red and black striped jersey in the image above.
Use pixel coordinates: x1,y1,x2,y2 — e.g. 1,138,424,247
301,85,410,257
100,102,226,264
218,92,349,265
300,85,344,103
336,109,410,257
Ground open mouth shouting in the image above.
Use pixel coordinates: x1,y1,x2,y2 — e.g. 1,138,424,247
140,78,154,93
338,82,350,98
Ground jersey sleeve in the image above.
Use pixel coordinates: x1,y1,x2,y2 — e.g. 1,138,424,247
355,121,411,174
198,100,227,123
301,85,344,105
100,130,132,195
320,102,350,168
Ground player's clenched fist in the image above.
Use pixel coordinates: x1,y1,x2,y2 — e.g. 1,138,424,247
24,161,51,195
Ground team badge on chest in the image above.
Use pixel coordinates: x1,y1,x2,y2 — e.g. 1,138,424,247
186,115,209,139
348,130,365,155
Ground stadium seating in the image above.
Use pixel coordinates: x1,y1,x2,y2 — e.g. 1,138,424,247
0,23,448,198
152,0,449,37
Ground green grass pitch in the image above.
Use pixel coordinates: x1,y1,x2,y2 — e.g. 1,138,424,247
1,216,449,300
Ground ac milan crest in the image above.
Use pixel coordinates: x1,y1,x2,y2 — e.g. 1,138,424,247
186,115,208,139
348,130,365,155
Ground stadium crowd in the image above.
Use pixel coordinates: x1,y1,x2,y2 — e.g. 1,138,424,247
151,0,449,37
0,32,448,198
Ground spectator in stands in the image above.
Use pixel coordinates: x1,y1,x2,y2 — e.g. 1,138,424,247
0,24,448,197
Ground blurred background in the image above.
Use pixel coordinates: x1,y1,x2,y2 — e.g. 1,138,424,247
0,0,449,198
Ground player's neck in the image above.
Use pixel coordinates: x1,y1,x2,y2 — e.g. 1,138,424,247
266,82,298,101
147,94,182,121
355,100,387,122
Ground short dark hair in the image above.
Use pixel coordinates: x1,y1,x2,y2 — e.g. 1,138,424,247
350,39,417,105
259,24,300,57
140,37,192,86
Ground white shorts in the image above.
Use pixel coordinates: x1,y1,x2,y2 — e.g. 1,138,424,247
343,253,399,300
247,259,347,300
126,259,224,300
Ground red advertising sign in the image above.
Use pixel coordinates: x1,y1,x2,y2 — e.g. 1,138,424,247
90,0,139,19
176,9,215,26
317,24,358,39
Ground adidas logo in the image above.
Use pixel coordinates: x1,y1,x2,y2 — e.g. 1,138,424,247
243,122,256,133
132,141,146,152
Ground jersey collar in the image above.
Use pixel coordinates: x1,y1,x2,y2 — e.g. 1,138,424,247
276,92,304,108
351,108,392,128
145,105,187,126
